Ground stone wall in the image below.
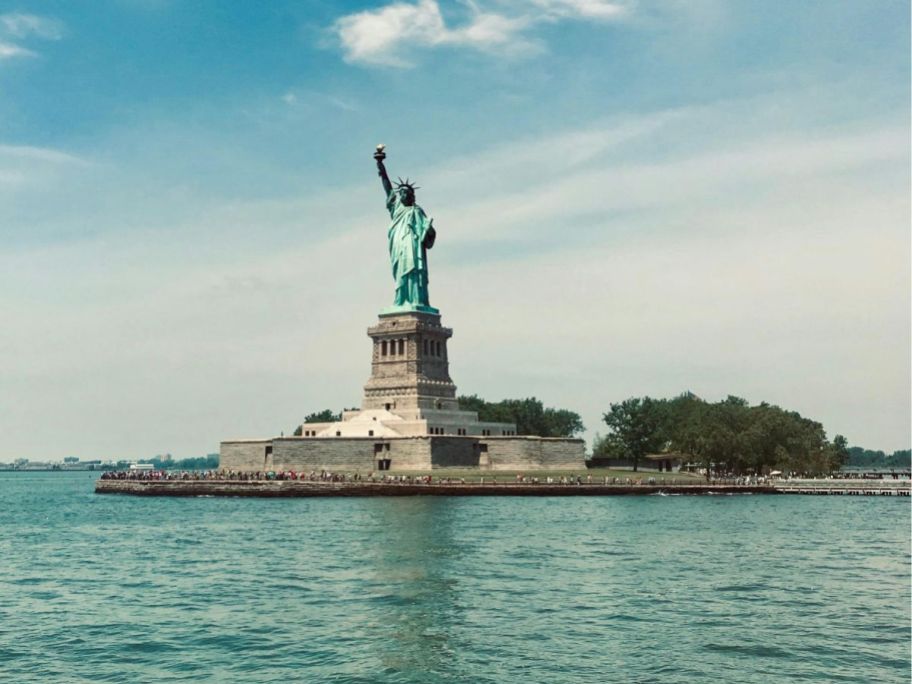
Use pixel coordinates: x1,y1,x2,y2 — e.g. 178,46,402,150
483,437,586,470
221,437,435,472
272,438,376,471
221,440,272,471
388,437,432,469
221,435,585,472
429,437,481,468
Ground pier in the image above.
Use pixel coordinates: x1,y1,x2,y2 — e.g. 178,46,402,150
773,481,911,497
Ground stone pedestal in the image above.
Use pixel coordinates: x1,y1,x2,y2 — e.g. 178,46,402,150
362,311,458,412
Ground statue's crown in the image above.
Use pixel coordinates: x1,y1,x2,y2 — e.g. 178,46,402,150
396,177,419,192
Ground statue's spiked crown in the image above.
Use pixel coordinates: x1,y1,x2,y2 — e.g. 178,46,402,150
396,177,419,193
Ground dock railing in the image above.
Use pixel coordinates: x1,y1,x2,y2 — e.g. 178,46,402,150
773,479,911,496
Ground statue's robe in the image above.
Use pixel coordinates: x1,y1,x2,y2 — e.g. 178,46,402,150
386,190,435,307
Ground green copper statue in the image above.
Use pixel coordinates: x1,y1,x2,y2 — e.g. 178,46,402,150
374,144,438,314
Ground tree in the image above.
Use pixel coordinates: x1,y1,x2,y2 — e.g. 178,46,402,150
457,395,584,437
602,397,665,471
846,447,911,468
611,393,852,477
543,408,586,438
147,454,218,470
892,450,912,468
590,432,629,464
457,394,488,417
827,434,850,472
304,409,341,423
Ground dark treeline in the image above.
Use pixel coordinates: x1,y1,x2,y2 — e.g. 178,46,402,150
846,447,911,469
292,409,347,435
457,396,585,438
145,454,219,470
304,409,343,423
99,454,220,470
594,393,851,477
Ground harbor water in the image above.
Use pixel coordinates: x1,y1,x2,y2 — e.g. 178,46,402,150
1,472,909,683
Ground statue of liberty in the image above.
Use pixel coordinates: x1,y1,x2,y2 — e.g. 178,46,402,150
374,145,438,314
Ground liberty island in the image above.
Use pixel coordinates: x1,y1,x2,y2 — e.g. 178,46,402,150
93,146,911,497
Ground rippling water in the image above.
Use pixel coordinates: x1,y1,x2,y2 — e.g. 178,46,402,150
1,472,909,683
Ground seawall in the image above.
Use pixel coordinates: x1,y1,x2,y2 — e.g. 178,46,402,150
95,479,777,497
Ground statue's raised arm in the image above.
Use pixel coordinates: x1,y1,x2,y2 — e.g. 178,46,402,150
374,144,392,198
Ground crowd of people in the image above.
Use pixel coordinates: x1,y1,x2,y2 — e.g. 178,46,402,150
100,469,769,486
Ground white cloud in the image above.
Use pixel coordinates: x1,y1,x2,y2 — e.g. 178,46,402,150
279,88,358,112
0,144,91,191
0,12,63,39
336,0,448,67
334,0,563,66
0,40,35,59
0,12,62,61
332,0,630,67
0,144,87,165
434,125,907,246
531,0,627,20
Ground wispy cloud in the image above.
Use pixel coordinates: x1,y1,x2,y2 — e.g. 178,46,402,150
280,89,358,112
0,144,92,196
6,93,906,458
334,0,625,66
0,12,63,61
531,0,627,20
0,144,87,165
0,40,35,59
0,12,63,39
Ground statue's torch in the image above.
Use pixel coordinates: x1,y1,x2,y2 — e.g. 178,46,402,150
374,143,386,162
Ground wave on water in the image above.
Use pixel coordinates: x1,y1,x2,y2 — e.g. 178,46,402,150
0,472,909,684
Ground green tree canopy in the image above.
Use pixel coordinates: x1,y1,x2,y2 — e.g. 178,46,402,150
845,447,911,468
147,454,218,470
601,396,666,472
601,393,858,477
293,409,343,435
304,409,342,423
457,395,584,437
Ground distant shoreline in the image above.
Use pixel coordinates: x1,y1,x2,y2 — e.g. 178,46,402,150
0,468,104,472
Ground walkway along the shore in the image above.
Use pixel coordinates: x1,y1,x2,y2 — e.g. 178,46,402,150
93,478,912,497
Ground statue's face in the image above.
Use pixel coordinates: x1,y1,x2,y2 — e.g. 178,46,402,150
398,187,415,206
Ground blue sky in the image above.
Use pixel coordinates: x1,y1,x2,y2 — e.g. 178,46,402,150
1,1,909,460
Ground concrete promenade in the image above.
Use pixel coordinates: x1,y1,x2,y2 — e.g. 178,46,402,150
774,480,911,496
96,478,777,497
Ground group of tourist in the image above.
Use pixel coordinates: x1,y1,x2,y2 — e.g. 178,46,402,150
100,469,223,481
100,468,763,486
821,471,910,480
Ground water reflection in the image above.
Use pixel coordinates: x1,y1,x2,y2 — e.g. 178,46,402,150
362,497,466,679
